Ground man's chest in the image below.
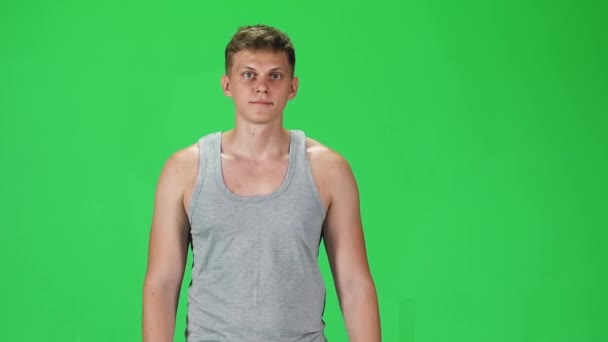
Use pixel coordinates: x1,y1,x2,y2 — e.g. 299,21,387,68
221,156,289,197
183,152,331,214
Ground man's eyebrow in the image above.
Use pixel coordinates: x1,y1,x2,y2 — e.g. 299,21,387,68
243,66,285,72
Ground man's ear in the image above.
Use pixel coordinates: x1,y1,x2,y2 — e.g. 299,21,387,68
221,75,232,96
288,76,299,100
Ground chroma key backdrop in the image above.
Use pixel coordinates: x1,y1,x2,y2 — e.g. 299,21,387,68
1,0,606,341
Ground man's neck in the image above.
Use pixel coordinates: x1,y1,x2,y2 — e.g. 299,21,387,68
222,122,290,160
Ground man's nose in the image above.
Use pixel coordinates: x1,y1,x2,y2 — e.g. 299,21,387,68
255,80,269,93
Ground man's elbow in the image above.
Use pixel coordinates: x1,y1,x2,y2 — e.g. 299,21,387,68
143,272,183,299
339,275,377,306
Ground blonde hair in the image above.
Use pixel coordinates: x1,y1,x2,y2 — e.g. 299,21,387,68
225,24,296,76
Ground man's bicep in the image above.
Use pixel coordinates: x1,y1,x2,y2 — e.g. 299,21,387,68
145,155,191,291
323,157,373,296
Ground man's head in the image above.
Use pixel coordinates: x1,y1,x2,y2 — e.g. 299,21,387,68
221,25,299,125
224,24,296,76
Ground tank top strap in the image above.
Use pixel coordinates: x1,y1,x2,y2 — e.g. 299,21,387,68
200,132,222,182
290,129,306,161
187,132,219,223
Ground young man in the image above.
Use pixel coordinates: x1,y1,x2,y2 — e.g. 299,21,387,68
142,25,380,342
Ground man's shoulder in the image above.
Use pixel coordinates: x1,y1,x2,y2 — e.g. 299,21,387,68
166,130,221,166
304,136,352,178
166,143,199,169
158,142,199,189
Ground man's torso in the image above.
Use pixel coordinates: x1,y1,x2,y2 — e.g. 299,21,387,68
180,136,332,215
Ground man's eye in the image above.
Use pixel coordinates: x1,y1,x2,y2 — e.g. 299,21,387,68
243,72,255,78
271,73,282,80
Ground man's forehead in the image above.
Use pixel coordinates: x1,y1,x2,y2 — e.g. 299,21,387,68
233,50,290,68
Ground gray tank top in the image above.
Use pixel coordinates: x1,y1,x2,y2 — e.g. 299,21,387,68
186,130,328,342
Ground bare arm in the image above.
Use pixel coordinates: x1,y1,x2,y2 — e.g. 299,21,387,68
322,153,381,341
142,149,196,342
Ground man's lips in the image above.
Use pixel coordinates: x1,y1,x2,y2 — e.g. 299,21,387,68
250,101,273,105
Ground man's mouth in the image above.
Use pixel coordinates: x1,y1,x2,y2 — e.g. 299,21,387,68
250,101,273,105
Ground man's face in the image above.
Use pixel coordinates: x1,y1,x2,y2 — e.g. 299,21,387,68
221,49,298,125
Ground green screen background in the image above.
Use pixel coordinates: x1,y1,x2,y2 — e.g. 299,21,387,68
1,0,606,341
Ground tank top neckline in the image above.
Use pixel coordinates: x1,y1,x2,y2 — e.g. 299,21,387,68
213,130,298,202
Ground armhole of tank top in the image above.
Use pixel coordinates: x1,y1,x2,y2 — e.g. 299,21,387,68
301,132,328,219
187,137,207,224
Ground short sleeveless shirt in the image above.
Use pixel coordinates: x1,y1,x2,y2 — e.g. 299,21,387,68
186,130,328,342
